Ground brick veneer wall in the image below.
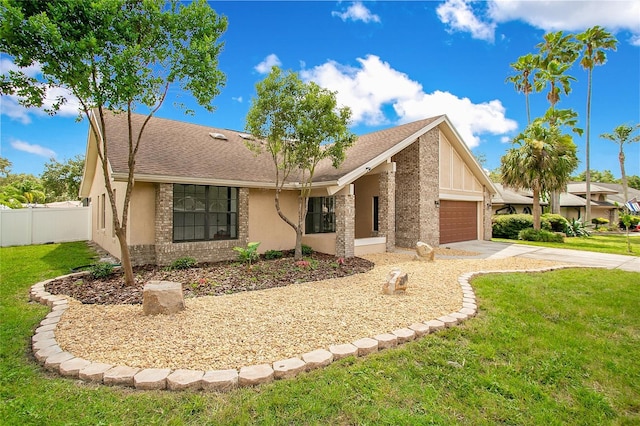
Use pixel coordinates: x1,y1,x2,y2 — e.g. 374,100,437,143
335,193,355,258
392,128,440,248
378,170,396,251
146,183,249,266
483,186,493,241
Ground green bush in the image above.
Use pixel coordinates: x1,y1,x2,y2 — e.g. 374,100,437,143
518,228,564,243
541,213,569,233
492,214,534,239
619,215,640,229
565,218,591,237
591,217,609,229
264,249,283,260
89,262,114,279
234,242,261,267
302,244,313,256
170,256,197,270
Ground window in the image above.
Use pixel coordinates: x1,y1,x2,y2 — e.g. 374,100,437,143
372,196,379,232
523,206,532,214
305,197,335,234
100,193,106,229
173,184,238,242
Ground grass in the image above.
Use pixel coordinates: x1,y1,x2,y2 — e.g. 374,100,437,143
493,233,640,256
1,242,639,425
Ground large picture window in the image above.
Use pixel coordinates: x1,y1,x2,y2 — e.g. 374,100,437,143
305,197,336,234
173,184,238,242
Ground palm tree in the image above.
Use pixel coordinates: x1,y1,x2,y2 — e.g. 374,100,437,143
501,121,578,230
506,53,539,124
576,26,618,224
600,124,640,210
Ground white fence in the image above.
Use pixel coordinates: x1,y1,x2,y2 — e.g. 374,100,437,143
0,207,91,247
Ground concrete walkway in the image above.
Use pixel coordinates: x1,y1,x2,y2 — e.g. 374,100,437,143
440,240,640,273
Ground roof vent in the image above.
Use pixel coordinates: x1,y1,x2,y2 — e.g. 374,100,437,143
209,132,228,140
238,133,254,140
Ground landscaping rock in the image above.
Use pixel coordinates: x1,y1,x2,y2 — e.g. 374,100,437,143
134,368,171,390
79,362,114,382
392,328,416,344
44,351,74,371
374,333,398,349
59,357,92,377
238,364,274,387
425,319,445,331
329,343,358,360
301,349,333,370
142,281,185,315
201,369,238,392
382,268,408,295
437,315,458,327
33,338,57,351
414,241,435,261
103,365,140,386
273,358,306,380
408,322,430,337
353,338,378,356
167,369,204,391
35,345,62,363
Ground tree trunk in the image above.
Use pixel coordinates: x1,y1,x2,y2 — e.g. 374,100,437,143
533,185,541,230
585,68,593,225
620,148,629,210
115,226,135,286
273,186,302,259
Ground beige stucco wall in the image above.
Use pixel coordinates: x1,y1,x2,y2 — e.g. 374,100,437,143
248,188,298,253
128,182,156,245
302,233,336,255
354,174,379,239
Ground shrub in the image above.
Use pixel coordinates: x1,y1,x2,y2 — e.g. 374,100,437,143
619,215,640,229
566,218,591,237
542,213,569,233
492,214,534,239
234,242,261,267
89,262,114,279
302,244,313,256
592,217,609,229
518,228,564,243
170,256,197,270
264,249,283,260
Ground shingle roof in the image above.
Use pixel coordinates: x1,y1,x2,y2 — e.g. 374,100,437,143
100,111,443,186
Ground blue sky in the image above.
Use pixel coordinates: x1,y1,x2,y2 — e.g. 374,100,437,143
1,0,639,179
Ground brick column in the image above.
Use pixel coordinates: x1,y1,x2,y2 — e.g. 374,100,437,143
335,188,355,258
418,129,440,246
483,186,493,241
378,169,396,251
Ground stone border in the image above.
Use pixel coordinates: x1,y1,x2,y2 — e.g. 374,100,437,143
29,265,588,391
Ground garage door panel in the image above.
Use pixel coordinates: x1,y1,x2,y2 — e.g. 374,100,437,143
440,200,477,243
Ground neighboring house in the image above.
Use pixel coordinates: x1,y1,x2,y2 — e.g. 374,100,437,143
491,183,547,215
79,111,495,266
566,182,619,224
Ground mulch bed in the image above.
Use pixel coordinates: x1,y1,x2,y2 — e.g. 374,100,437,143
45,252,374,306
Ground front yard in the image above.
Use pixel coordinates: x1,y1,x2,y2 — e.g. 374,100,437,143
493,233,640,256
1,242,638,424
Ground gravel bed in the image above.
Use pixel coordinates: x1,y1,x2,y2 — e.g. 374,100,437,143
54,254,560,371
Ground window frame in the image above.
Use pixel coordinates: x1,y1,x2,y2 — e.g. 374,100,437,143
305,196,336,234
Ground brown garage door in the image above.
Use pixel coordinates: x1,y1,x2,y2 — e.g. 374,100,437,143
439,200,477,243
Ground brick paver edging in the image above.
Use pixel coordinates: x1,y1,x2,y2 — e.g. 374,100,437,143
29,265,590,391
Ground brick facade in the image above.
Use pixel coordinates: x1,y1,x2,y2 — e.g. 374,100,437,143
483,186,493,241
335,192,355,258
392,128,440,248
378,169,396,251
129,183,250,266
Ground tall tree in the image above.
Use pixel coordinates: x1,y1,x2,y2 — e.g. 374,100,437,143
245,67,356,260
0,157,11,178
506,53,539,124
501,120,578,230
41,155,85,202
0,0,227,285
576,26,618,224
599,124,640,210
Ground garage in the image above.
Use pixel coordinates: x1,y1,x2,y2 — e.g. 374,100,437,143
439,200,477,244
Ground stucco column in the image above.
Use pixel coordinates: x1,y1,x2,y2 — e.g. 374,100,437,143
483,186,493,241
335,185,355,258
378,168,396,251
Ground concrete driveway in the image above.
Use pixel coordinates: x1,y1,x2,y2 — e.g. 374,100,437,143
441,240,640,273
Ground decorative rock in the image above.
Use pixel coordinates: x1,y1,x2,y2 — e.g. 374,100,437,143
142,281,185,315
33,338,57,351
202,369,238,391
103,366,141,386
462,297,476,304
32,330,55,342
437,315,458,327
301,349,334,370
46,310,65,319
60,357,92,377
38,317,60,327
462,302,477,310
382,268,408,295
392,328,416,344
52,304,68,311
329,343,358,360
167,369,204,391
449,312,468,322
79,363,114,382
35,345,62,363
353,338,378,356
134,368,171,390
414,241,435,261
425,319,446,331
44,295,66,307
238,364,274,387
374,333,398,350
35,323,57,333
460,307,476,316
273,358,306,380
44,351,74,371
408,322,430,337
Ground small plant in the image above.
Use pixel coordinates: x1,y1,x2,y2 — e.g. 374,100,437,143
170,256,197,270
302,244,313,256
565,218,591,238
591,217,609,230
264,249,283,260
295,260,311,269
89,262,114,279
518,228,564,243
234,242,261,268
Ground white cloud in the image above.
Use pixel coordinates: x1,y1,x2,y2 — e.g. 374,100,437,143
10,139,56,159
437,0,496,42
0,57,41,77
232,96,243,103
332,2,381,23
300,55,517,148
254,54,282,74
436,0,640,45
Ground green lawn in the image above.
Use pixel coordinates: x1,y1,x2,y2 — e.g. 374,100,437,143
1,242,639,425
493,233,640,256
